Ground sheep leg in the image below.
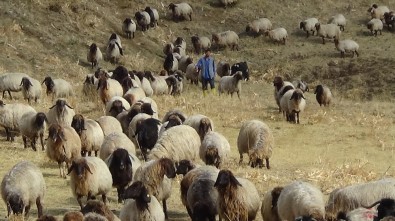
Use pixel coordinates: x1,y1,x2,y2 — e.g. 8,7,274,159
31,138,37,151
88,151,92,156
40,133,45,151
239,153,243,164
163,199,169,220
237,91,241,100
189,14,192,21
94,150,98,156
355,51,359,57
6,204,11,217
102,194,107,204
306,31,309,38
36,197,43,218
5,127,10,141
7,90,12,99
380,30,382,35
322,37,325,44
297,112,300,124
24,204,31,217
266,158,270,169
77,195,84,209
22,136,28,149
117,187,125,203
341,51,345,58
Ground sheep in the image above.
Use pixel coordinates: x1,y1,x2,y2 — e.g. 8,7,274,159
109,65,129,85
185,63,199,85
96,116,123,137
105,96,130,117
99,132,136,160
191,35,211,54
144,71,168,95
218,71,243,100
81,200,120,221
268,27,288,45
106,39,122,64
231,61,249,81
134,71,154,97
300,18,319,38
105,148,141,203
315,23,341,44
108,33,122,50
123,86,146,106
134,158,176,219
42,77,74,100
325,178,395,219
363,198,395,220
120,181,165,221
0,72,29,99
46,123,81,178
183,114,214,141
19,111,47,151
173,45,186,57
122,18,136,39
200,131,230,168
163,43,174,56
19,76,41,104
187,178,219,221
384,12,395,30
336,208,377,221
261,187,283,221
120,101,156,134
328,14,346,31
218,0,237,8
144,7,159,27
68,157,113,209
168,2,193,21
273,76,295,112
367,18,383,36
246,18,272,37
216,61,231,78
0,100,35,141
47,99,75,126
214,169,261,221
63,211,84,221
175,159,199,176
237,119,274,168
211,30,239,50
83,74,98,98
334,39,359,58
165,73,183,96
178,56,193,73
71,114,104,157
174,37,186,50
292,79,309,92
368,4,390,20
314,85,332,107
277,181,325,221
97,77,123,105
135,11,151,31
1,161,45,218
87,43,103,68
163,53,179,74
160,109,187,135
135,118,162,160
162,109,187,123
280,89,306,124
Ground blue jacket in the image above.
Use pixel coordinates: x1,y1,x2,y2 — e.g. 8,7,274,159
196,56,216,80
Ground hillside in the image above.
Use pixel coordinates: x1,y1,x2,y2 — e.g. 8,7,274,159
0,0,395,220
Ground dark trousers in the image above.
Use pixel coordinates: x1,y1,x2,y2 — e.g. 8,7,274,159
202,78,215,90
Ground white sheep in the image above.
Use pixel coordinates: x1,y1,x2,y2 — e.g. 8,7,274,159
47,99,75,126
368,4,390,20
106,39,122,64
87,43,103,69
96,116,123,137
328,14,346,31
122,18,136,39
300,18,319,37
46,123,81,178
212,30,239,50
191,36,211,54
105,96,130,117
68,157,113,209
315,23,341,44
145,7,160,27
135,11,151,31
314,85,333,107
42,76,74,100
268,27,288,45
0,100,35,141
108,33,122,50
185,63,199,85
183,114,215,141
97,77,123,105
168,2,193,21
139,75,154,97
99,131,136,160
277,181,325,221
273,76,295,113
335,39,359,58
0,72,29,99
144,71,168,95
1,161,46,218
280,89,306,124
20,76,41,104
218,71,243,100
246,18,272,37
219,0,237,8
71,114,104,157
19,111,47,151
237,119,274,169
367,18,383,36
200,131,230,168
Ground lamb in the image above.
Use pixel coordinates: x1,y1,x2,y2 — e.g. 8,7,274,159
214,169,261,221
246,18,272,37
0,100,35,141
187,178,219,221
200,131,230,168
336,208,377,221
367,18,383,36
0,72,29,99
20,76,41,104
314,85,332,106
300,18,319,38
105,96,130,117
120,181,165,221
280,89,306,124
328,14,346,31
99,132,136,160
168,2,193,21
87,43,103,68
47,99,75,126
315,23,341,44
334,39,359,58
1,161,45,218
42,77,74,100
144,7,159,27
135,11,151,31
325,178,395,219
81,200,121,221
122,18,136,39
96,116,123,137
144,71,168,95
218,71,243,100
183,114,214,141
268,27,288,45
163,53,179,73
135,118,162,160
97,77,123,105
46,123,81,178
292,79,309,92
368,4,390,20
185,63,199,85
237,119,274,169
211,31,239,50
134,158,176,219
19,111,47,151
277,181,325,221
273,76,296,112
68,157,113,209
71,114,104,157
218,0,237,8
106,39,122,64
191,35,211,54
261,187,283,221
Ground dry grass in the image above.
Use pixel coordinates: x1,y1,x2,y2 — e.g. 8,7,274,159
0,0,395,220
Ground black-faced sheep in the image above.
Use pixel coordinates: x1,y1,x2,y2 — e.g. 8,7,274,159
280,89,306,124
96,116,123,137
165,73,183,96
135,11,151,31
336,207,377,221
105,96,130,117
315,23,341,44
19,111,47,151
314,85,332,107
110,65,129,85
368,4,390,20
87,43,103,68
300,18,319,38
134,71,154,97
335,39,359,58
187,178,219,221
144,7,159,27
106,39,122,64
135,118,162,160
328,14,346,31
99,132,136,160
292,79,309,92
42,77,73,100
178,56,193,73
218,71,243,100
97,77,123,105
81,200,120,221
367,18,383,36
163,53,179,74
268,27,288,45
71,114,104,157
246,18,272,37
364,198,395,220
218,0,237,8
191,35,211,54
20,76,41,104
68,157,113,209
273,76,295,112
122,18,136,39
231,61,249,81
144,71,168,95
0,100,35,141
212,31,239,51
47,99,75,127
200,131,230,168
217,61,231,77
168,2,193,21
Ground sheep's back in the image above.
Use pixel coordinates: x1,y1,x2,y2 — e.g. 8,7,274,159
237,120,272,155
0,73,29,92
96,116,123,137
200,131,230,163
100,132,136,160
184,114,215,132
1,103,36,130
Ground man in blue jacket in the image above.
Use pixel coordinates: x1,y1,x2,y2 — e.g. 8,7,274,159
195,48,216,96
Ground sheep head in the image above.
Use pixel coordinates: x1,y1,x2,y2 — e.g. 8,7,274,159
71,114,86,136
109,100,126,116
141,103,155,116
271,186,283,208
67,158,93,178
233,71,243,81
363,198,395,220
108,148,132,171
63,211,84,221
248,149,264,168
165,115,182,129
7,194,24,216
97,78,109,91
198,118,212,141
168,3,177,11
205,146,220,168
89,43,98,54
84,75,96,85
300,21,306,30
20,77,33,91
123,181,151,209
174,37,184,46
175,159,196,175
94,68,109,79
121,77,134,94
123,18,132,25
273,76,284,89
34,112,48,127
159,158,176,178
211,33,220,43
290,89,306,101
0,100,5,107
42,77,55,95
314,85,324,95
159,70,168,76
49,99,73,115
81,200,114,220
295,215,322,221
214,169,241,190
48,124,66,142
315,23,321,31
109,33,117,41
191,36,200,44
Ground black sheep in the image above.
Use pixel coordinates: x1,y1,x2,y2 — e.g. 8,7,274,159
231,61,249,81
135,118,161,160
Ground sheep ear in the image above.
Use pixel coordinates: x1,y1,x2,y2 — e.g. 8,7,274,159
84,163,93,174
49,104,56,109
19,80,23,86
65,103,74,109
67,162,75,175
106,154,114,167
59,131,67,141
302,94,306,100
124,182,143,199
